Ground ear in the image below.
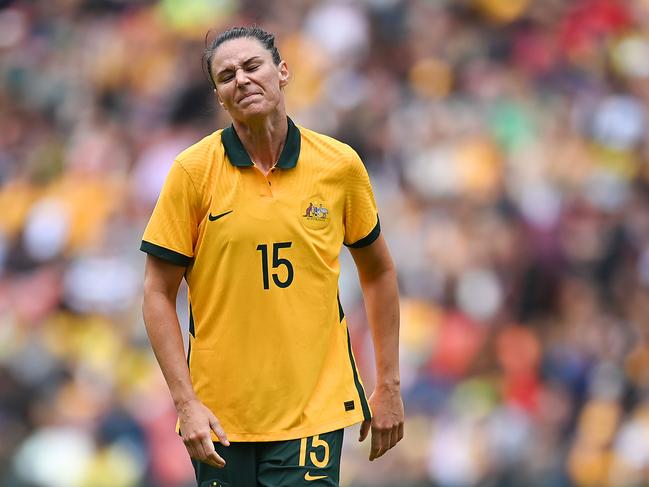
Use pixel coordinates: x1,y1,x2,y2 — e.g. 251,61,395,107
278,60,290,88
214,88,227,111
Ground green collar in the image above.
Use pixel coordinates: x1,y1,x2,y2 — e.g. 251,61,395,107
221,117,301,169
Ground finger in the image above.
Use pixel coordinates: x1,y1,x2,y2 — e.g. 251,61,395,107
377,432,391,459
200,434,225,468
186,431,211,462
210,417,230,447
204,450,226,469
184,440,198,461
191,434,210,462
383,427,395,453
359,420,371,442
376,426,395,459
369,426,385,461
388,425,399,450
184,436,203,463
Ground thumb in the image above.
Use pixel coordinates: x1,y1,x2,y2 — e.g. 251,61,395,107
359,420,371,442
209,415,230,447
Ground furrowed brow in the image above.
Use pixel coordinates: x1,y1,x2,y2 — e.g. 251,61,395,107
216,56,263,78
242,56,263,66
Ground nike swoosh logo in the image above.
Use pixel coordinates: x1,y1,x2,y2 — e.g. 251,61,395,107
208,210,233,222
304,472,328,481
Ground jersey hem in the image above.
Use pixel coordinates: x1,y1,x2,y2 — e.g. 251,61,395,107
140,240,192,266
198,413,367,443
345,217,381,248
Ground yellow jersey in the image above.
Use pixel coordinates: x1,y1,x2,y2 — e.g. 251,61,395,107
141,118,379,441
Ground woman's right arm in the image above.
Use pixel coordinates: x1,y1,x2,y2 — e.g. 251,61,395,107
142,254,229,468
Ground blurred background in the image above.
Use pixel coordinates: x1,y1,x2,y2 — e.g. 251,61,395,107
3,0,649,486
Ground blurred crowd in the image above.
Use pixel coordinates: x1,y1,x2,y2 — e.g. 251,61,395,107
3,0,649,486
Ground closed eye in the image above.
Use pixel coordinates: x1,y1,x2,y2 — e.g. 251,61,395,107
216,56,263,83
218,66,258,83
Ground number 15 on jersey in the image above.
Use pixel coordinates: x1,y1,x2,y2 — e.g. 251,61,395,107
256,241,294,290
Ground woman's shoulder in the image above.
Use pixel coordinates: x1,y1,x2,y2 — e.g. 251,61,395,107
297,125,360,170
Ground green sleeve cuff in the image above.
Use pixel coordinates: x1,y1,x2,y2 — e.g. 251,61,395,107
345,217,381,248
140,240,192,266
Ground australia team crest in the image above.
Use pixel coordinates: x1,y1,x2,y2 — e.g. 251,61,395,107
301,198,330,229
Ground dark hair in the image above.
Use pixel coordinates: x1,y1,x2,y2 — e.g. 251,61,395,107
203,26,282,89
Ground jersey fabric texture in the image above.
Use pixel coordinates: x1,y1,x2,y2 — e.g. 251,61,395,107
141,117,379,442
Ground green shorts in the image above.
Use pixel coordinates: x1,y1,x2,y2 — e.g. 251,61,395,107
192,429,344,487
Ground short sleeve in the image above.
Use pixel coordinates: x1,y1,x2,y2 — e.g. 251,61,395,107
343,151,380,248
140,160,200,266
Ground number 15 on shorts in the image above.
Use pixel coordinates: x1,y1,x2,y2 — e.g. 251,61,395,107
299,434,330,468
296,430,343,484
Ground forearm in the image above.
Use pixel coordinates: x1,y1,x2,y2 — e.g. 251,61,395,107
359,267,400,388
143,290,196,407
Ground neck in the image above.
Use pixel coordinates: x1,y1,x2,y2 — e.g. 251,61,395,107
232,110,288,174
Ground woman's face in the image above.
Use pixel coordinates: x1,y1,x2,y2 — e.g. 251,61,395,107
210,37,289,123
